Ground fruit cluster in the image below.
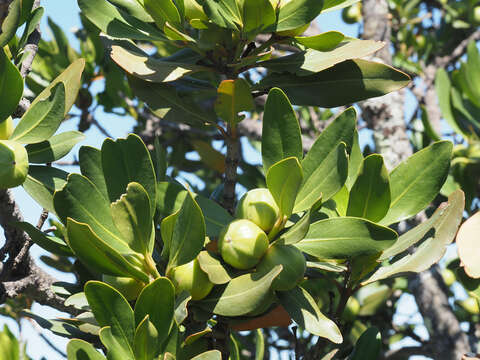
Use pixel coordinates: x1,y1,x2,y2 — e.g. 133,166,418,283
0,118,29,189
168,188,307,301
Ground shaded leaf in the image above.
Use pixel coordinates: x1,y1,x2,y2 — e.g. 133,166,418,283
215,78,254,125
67,339,106,360
79,146,108,200
13,221,72,256
134,315,159,360
0,48,23,122
26,131,85,163
294,31,344,51
197,251,233,284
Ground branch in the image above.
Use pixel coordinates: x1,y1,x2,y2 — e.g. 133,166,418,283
19,0,41,79
222,125,240,214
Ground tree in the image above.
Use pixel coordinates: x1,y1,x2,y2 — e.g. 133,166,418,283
0,0,477,359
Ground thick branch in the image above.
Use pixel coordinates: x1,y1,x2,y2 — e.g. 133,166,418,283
223,126,240,214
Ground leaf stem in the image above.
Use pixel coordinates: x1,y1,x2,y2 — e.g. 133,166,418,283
145,253,161,279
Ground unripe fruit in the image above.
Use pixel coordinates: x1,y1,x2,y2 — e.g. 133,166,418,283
474,6,480,23
341,3,362,24
218,219,269,270
256,244,306,291
236,188,279,232
0,118,13,140
0,140,28,189
102,275,144,301
416,35,426,49
442,268,456,287
169,258,214,300
458,297,480,315
184,0,208,21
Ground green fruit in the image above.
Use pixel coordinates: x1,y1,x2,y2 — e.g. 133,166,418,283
442,268,456,287
0,118,13,140
236,188,279,232
218,219,269,270
102,275,144,301
342,3,362,24
416,35,426,49
459,297,480,315
474,6,480,23
0,140,28,189
169,258,214,300
184,0,208,21
256,244,306,291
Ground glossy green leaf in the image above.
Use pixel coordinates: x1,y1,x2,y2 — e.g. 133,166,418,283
348,327,381,360
153,138,167,182
195,195,233,237
260,40,384,75
26,131,85,163
331,185,348,216
13,221,72,256
134,315,159,360
160,211,178,260
0,0,22,47
274,209,312,245
255,59,411,108
110,44,206,83
214,78,254,125
296,217,398,259
11,83,65,143
197,251,233,284
275,0,323,32
78,0,167,41
134,277,174,346
54,174,130,252
111,182,152,255
294,143,348,213
167,191,206,271
191,350,222,360
254,329,265,360
435,66,464,136
242,0,275,35
99,326,135,360
262,88,302,173
144,0,181,29
380,141,453,225
0,48,23,123
79,146,108,200
457,212,480,279
277,286,342,344
23,165,68,213
363,190,464,285
174,291,191,325
199,265,282,316
199,0,242,29
322,0,359,12
66,219,149,282
102,134,156,214
266,157,303,217
67,339,106,360
30,59,85,117
295,31,344,51
85,281,135,353
347,154,390,222
345,130,363,190
108,0,153,22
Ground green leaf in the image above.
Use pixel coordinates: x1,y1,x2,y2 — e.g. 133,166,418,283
345,130,363,190
274,209,312,245
214,78,254,125
242,0,275,35
23,165,68,213
26,131,85,163
277,286,342,344
294,143,348,213
78,0,167,41
11,83,65,143
260,40,384,75
0,48,23,123
102,134,157,215
134,315,160,360
255,59,411,108
457,212,480,279
275,0,323,32
195,195,233,238
266,157,303,217
153,138,167,182
348,327,381,360
347,154,390,222
322,0,360,12
111,182,153,255
108,0,153,22
199,266,282,316
197,251,233,284
54,174,130,253
296,217,398,259
99,326,135,360
199,0,242,29
30,59,85,117
174,291,191,325
134,277,175,347
0,0,22,47
110,43,206,83
67,339,106,360
66,219,149,282
167,191,206,271
262,88,302,173
85,281,135,353
294,31,344,51
13,221,72,256
144,0,181,29
79,146,109,201
380,141,453,225
254,329,265,360
191,350,222,360
363,190,464,285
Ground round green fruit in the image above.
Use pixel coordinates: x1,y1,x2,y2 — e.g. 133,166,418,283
442,268,456,287
459,297,480,315
236,188,279,232
184,0,208,21
342,3,362,24
102,275,144,301
474,6,480,23
0,140,28,189
256,244,306,291
218,219,269,270
0,118,13,140
416,35,426,49
169,258,214,300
